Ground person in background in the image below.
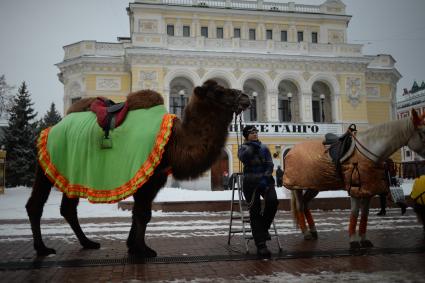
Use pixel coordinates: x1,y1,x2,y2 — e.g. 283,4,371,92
411,175,425,236
238,125,278,258
222,170,230,190
377,158,406,216
275,165,284,187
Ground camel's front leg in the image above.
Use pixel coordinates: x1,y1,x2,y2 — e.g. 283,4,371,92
128,186,157,258
60,194,100,249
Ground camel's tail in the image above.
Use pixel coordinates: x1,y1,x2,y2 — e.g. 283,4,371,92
290,190,299,228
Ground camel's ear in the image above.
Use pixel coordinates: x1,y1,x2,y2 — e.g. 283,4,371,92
194,86,205,97
411,108,424,128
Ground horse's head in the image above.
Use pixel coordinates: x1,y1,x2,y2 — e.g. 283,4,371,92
407,109,425,158
193,80,250,114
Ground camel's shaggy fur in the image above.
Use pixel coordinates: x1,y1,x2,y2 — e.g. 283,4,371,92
26,80,250,258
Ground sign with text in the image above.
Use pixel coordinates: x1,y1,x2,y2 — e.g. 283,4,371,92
229,122,343,136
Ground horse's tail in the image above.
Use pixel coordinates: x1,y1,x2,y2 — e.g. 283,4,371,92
290,190,299,228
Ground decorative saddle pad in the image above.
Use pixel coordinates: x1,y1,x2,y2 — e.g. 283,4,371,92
37,105,175,203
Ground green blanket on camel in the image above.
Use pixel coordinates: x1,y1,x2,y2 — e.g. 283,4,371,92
37,105,175,203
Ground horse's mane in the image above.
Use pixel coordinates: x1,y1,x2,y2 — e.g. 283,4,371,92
356,116,414,162
66,90,164,115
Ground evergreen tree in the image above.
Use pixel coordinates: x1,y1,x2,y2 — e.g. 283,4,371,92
0,75,14,119
38,102,62,131
2,82,38,187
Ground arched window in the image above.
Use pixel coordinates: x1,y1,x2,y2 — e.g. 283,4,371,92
169,77,193,119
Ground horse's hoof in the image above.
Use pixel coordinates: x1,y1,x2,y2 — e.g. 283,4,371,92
36,247,56,257
128,245,157,258
360,240,374,248
349,241,361,250
303,231,313,240
81,239,101,250
311,231,318,240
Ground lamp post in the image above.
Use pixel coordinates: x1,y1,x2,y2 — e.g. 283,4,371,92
178,89,185,117
287,92,292,122
319,93,325,122
252,91,258,121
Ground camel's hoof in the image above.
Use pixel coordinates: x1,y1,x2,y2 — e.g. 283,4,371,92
360,240,374,248
128,245,157,258
311,231,318,240
81,239,101,250
349,241,361,250
303,231,313,240
36,246,56,257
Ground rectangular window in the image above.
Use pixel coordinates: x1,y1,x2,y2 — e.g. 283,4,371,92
183,25,190,37
312,32,318,43
281,30,287,42
234,28,241,38
201,26,208,37
216,27,224,39
297,31,304,42
249,28,256,40
167,24,174,36
266,29,273,40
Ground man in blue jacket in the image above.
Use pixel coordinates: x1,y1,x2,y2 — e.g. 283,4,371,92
238,125,279,258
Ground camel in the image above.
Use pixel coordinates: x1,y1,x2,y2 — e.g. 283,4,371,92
283,109,425,249
26,80,250,257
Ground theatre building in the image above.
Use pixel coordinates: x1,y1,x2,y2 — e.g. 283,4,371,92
56,0,401,190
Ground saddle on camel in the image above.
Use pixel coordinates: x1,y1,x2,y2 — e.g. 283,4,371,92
284,109,425,249
26,80,250,257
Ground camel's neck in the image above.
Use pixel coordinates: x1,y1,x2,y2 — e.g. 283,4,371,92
356,117,414,162
168,98,234,180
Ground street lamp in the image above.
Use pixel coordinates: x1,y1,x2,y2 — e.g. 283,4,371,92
178,89,186,117
319,93,325,122
287,92,292,122
251,91,258,121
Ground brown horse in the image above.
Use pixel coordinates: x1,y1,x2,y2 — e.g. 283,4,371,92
26,80,250,257
284,109,425,249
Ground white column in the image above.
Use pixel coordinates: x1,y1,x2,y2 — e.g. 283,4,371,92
300,92,313,122
332,93,341,123
268,89,279,122
164,86,170,111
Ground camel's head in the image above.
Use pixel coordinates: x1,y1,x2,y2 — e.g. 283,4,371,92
407,108,425,158
194,80,250,114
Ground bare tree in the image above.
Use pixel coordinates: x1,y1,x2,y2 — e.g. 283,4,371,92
0,75,14,119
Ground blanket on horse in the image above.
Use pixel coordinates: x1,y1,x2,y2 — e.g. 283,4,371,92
37,105,176,203
283,140,387,198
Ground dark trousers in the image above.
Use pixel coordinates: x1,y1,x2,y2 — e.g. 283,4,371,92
414,203,425,231
378,192,387,211
242,183,279,246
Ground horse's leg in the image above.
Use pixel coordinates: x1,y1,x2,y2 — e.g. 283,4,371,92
359,197,373,248
349,196,361,249
60,194,100,249
303,190,319,239
293,190,312,240
25,165,55,256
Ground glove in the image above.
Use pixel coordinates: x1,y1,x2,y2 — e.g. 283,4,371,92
259,176,268,189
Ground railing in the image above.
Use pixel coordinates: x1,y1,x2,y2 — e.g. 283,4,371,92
64,41,124,60
141,0,323,14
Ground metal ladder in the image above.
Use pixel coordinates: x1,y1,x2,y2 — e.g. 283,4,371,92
227,172,282,253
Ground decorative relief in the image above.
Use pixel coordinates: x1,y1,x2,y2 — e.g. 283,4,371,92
139,20,158,33
139,71,158,90
267,69,277,80
346,77,362,107
302,71,311,81
197,67,206,78
366,86,380,97
233,68,242,79
96,77,121,91
328,30,344,44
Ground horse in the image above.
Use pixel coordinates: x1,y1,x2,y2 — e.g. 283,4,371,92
26,80,250,257
283,109,425,249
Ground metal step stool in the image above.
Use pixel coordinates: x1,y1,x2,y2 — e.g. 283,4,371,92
227,172,282,253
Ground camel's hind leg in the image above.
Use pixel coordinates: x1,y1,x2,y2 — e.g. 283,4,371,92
60,194,100,250
25,166,55,256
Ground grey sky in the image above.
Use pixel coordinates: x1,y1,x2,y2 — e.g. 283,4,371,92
0,0,424,117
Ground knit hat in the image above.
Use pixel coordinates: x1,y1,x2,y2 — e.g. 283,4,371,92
242,125,258,139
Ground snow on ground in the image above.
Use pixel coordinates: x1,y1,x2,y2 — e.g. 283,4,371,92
0,179,415,220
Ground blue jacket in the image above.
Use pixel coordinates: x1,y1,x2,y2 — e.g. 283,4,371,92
238,141,274,187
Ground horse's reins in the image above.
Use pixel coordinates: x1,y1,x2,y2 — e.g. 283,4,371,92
350,132,381,161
